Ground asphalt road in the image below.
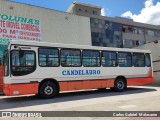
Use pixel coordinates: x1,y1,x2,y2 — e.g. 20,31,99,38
0,84,160,120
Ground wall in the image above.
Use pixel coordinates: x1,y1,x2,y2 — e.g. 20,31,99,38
0,1,91,45
123,33,145,41
67,3,101,16
74,4,101,16
136,40,160,82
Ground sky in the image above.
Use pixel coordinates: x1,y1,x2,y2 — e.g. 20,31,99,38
11,0,160,25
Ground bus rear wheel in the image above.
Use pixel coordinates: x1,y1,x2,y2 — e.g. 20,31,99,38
39,81,58,99
113,78,126,92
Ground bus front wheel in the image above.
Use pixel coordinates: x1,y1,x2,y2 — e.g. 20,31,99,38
113,78,127,92
39,81,58,99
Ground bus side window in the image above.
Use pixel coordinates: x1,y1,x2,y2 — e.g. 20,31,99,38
83,50,100,67
118,52,132,67
132,53,145,67
101,51,117,67
145,53,151,67
61,49,81,67
38,48,59,67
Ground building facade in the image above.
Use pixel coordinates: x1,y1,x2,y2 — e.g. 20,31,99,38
0,1,160,60
0,0,160,83
67,2,160,48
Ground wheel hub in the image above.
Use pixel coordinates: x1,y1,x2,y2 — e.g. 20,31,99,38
117,81,124,89
44,86,53,95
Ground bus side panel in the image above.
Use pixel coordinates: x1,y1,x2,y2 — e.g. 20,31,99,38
68,81,83,90
82,80,91,89
127,77,154,86
90,80,105,89
3,83,39,96
59,79,114,92
59,82,68,91
127,69,154,86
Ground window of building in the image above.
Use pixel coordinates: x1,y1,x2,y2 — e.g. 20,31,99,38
83,50,100,67
138,40,145,46
122,39,130,48
90,18,123,48
105,24,109,29
135,41,139,46
11,50,36,76
132,53,145,67
102,51,117,67
123,40,126,46
92,42,100,46
128,27,134,33
98,19,102,24
134,28,138,34
39,48,59,67
133,27,144,35
93,11,97,15
122,26,128,32
130,40,134,47
145,53,151,67
138,28,144,35
118,52,132,67
90,18,95,23
155,31,160,37
61,49,81,67
114,31,121,40
146,30,155,36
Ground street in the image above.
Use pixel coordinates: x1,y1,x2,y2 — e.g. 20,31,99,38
0,84,160,120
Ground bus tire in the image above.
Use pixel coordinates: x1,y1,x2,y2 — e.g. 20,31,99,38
113,77,126,92
39,81,58,99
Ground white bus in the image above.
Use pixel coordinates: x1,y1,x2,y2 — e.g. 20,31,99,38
2,40,154,98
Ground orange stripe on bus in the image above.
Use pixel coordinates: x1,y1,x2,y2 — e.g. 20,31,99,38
59,77,154,91
127,77,154,86
3,76,154,96
59,79,114,91
3,83,39,96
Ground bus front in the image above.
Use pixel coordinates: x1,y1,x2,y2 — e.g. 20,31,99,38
3,43,38,96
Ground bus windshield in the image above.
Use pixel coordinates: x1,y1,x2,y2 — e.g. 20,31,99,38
3,50,9,76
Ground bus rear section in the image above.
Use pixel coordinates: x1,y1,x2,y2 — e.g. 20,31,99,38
3,41,154,98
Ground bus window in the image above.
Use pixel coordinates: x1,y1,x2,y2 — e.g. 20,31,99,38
83,50,100,67
61,49,81,67
38,48,59,67
102,51,117,67
118,52,132,67
145,53,151,67
132,53,145,67
11,50,36,76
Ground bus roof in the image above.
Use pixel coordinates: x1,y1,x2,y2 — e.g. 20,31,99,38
9,40,151,53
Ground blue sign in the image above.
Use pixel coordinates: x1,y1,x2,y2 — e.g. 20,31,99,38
62,70,101,76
